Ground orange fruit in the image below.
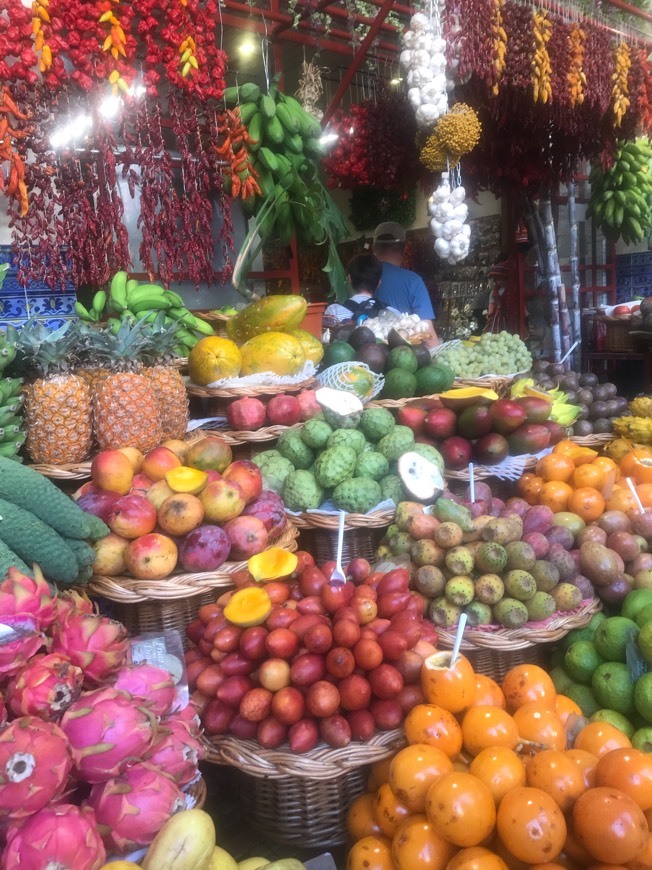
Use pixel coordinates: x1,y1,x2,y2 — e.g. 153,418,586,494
594,748,652,811
620,448,652,479
515,473,545,505
636,483,652,508
525,748,586,812
347,792,383,841
388,744,454,813
605,486,638,513
445,846,508,868
566,748,599,788
404,704,463,759
555,694,583,725
461,706,519,757
593,457,621,480
391,814,457,870
539,480,574,513
373,783,410,838
502,664,557,712
573,463,607,490
536,454,576,483
469,747,526,805
471,674,506,709
554,440,598,465
572,787,648,864
568,486,606,522
627,832,652,870
512,703,566,751
574,722,632,758
368,757,393,791
421,652,476,713
425,771,496,848
496,786,567,864
347,835,394,870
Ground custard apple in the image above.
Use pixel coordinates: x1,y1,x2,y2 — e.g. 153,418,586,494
327,429,367,454
412,443,445,473
378,425,415,462
359,408,395,442
356,451,390,481
314,446,357,488
301,419,333,450
277,430,314,469
257,456,294,494
282,470,324,511
332,477,383,513
381,474,406,505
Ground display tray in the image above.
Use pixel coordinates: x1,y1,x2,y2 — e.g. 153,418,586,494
186,376,315,399
205,728,405,779
435,597,602,652
287,507,395,531
88,521,298,603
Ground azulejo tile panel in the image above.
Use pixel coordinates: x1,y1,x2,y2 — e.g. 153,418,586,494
0,245,76,329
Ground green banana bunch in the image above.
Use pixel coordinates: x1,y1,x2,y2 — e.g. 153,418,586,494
0,376,26,461
74,289,107,323
587,137,652,245
0,330,16,374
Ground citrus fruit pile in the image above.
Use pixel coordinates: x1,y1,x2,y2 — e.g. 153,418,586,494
346,656,652,870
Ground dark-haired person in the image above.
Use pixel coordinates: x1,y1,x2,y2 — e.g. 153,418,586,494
372,222,439,345
324,253,391,325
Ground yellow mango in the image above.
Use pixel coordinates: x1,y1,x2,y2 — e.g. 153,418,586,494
209,846,238,870
142,809,215,870
238,860,270,870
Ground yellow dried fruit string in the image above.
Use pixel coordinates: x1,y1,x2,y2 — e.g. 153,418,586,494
491,0,507,96
567,25,586,107
612,41,631,127
99,0,130,94
532,10,553,104
31,0,52,72
179,36,199,78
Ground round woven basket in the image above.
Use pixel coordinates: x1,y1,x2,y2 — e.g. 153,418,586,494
444,456,537,483
570,433,613,447
198,311,232,338
288,508,395,531
435,598,602,682
365,391,442,410
299,527,387,564
185,774,207,809
205,730,405,848
186,376,315,399
29,460,93,481
88,521,299,603
188,423,302,447
455,376,515,393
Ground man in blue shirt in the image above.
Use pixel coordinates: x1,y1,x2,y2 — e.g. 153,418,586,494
372,222,439,345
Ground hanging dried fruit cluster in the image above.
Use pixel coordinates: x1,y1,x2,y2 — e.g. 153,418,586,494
322,95,419,191
567,25,586,108
420,102,481,171
490,0,507,96
531,10,552,104
612,42,631,127
215,108,261,202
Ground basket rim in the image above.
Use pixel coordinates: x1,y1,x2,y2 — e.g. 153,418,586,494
185,774,207,808
204,728,405,779
445,456,537,481
187,423,302,446
287,507,395,530
186,376,315,399
436,597,602,650
569,433,613,446
88,521,298,602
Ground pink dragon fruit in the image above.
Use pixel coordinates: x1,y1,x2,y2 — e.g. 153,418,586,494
0,566,55,630
56,589,94,622
87,761,185,854
6,653,84,721
0,693,6,726
112,663,176,717
0,717,73,820
51,613,129,685
0,614,44,677
168,701,202,737
143,716,205,786
60,687,155,783
2,803,106,870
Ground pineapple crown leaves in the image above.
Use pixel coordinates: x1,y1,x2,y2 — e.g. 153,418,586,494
139,314,184,366
83,316,176,371
13,317,83,378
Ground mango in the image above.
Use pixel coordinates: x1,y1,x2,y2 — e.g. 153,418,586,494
142,809,215,870
238,861,270,870
209,847,238,869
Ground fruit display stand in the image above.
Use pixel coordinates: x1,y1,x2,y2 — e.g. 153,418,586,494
436,597,602,682
88,521,299,644
186,376,316,419
288,508,396,563
204,729,405,848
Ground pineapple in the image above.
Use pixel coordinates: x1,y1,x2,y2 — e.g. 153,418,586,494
16,320,92,464
89,320,163,453
141,322,189,441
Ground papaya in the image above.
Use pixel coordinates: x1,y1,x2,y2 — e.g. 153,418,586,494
142,808,215,870
284,327,324,365
239,332,306,377
227,295,307,343
188,336,242,386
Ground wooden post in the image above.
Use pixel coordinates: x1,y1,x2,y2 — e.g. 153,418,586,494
567,180,582,369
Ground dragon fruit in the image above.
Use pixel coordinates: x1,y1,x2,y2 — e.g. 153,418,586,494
2,803,106,870
143,716,205,786
113,663,176,717
87,762,185,854
0,614,44,677
0,566,55,629
0,694,6,726
7,653,84,721
0,717,73,820
51,613,129,685
56,589,94,622
60,687,155,783
168,701,202,737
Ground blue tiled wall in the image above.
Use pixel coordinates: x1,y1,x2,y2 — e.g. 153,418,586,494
616,252,652,303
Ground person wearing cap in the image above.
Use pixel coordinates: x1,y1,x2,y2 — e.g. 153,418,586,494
372,222,439,345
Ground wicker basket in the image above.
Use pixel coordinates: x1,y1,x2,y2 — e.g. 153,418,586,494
299,527,387,564
186,377,315,400
88,521,298,603
205,730,405,848
29,460,93,481
570,433,613,448
187,423,302,447
444,457,537,483
435,598,602,682
602,316,637,353
186,775,207,809
198,312,232,338
288,508,395,531
455,376,515,394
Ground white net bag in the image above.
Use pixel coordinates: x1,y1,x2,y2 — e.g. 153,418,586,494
315,362,384,401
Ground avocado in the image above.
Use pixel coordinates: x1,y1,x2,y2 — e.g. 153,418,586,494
413,343,433,369
356,342,388,374
415,363,455,396
387,346,418,373
387,327,411,348
348,325,377,350
322,340,356,368
331,323,356,343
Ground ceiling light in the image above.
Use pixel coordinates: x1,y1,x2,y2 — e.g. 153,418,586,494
238,38,257,57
